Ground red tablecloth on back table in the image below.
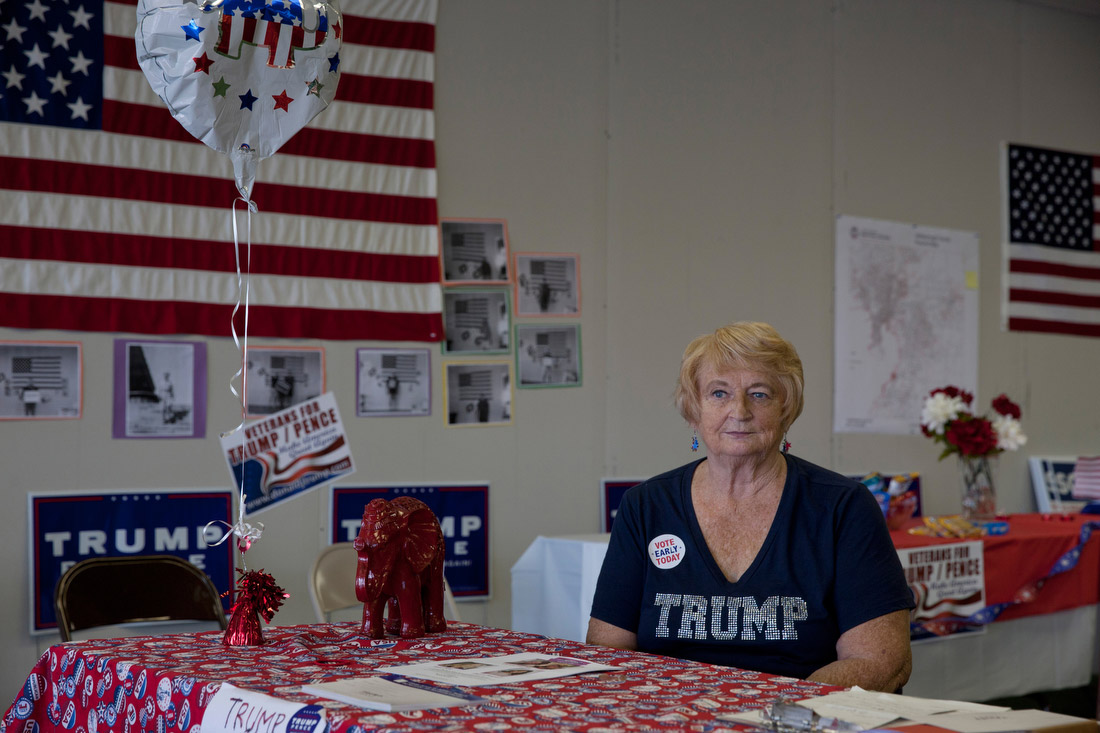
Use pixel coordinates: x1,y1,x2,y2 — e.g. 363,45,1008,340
2,622,839,733
891,512,1100,623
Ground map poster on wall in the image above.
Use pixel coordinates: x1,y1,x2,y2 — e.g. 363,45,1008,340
897,539,986,641
834,215,979,434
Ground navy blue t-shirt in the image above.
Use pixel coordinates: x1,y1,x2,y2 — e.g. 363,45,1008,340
589,454,914,679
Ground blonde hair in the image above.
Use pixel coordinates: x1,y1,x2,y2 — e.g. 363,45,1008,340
674,321,804,430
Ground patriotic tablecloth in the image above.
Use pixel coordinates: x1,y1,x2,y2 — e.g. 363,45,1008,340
2,622,839,733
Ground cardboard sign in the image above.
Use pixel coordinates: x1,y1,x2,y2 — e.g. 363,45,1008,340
28,489,234,633
331,484,490,597
221,391,355,514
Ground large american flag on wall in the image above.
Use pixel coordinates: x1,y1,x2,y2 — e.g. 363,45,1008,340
0,0,442,342
1003,143,1100,338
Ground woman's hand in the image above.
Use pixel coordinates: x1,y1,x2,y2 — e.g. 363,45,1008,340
807,609,912,692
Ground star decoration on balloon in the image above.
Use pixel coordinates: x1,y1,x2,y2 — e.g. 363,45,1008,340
193,52,213,74
272,90,292,112
182,20,203,41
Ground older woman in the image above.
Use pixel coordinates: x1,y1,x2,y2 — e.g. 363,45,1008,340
587,322,913,692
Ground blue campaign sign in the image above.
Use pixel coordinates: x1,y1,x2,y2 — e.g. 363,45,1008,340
601,478,643,532
330,484,489,598
28,489,235,634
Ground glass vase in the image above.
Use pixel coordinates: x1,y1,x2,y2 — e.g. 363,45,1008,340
958,455,997,520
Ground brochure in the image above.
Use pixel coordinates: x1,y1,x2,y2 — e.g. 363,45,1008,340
376,652,622,687
300,675,484,712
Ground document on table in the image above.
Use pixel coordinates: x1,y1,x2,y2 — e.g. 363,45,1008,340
719,687,1009,732
376,653,621,687
300,675,484,712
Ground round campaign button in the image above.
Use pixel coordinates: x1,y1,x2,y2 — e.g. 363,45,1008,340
648,534,686,569
13,697,33,720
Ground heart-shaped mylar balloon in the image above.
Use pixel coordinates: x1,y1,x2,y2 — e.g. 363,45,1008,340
136,0,342,198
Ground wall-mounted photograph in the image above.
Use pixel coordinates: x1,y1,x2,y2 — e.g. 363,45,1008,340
440,218,510,285
245,346,325,416
113,339,206,438
357,348,432,416
0,341,82,420
442,289,511,354
514,253,581,316
515,324,581,388
443,361,513,426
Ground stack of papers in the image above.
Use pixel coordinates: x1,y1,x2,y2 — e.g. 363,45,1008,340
720,688,1098,733
301,653,622,713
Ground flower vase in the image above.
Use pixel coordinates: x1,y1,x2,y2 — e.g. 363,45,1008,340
958,455,997,520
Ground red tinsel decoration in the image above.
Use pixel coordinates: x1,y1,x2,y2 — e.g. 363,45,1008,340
223,568,288,646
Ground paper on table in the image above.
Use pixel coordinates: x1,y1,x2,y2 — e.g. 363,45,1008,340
717,704,899,731
718,688,1011,732
909,709,1099,733
377,653,621,687
804,688,1009,721
205,683,326,733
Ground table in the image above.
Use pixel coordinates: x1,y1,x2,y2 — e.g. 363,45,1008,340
2,621,838,733
511,515,1100,702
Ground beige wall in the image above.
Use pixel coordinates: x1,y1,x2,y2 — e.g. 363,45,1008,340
3,0,1099,690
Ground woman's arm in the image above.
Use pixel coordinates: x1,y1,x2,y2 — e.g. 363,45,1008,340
585,617,638,651
806,609,912,692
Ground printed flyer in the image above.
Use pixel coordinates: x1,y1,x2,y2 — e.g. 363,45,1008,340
897,539,985,640
221,391,355,514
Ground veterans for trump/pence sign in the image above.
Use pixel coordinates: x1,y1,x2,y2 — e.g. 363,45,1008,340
221,392,355,514
898,539,985,640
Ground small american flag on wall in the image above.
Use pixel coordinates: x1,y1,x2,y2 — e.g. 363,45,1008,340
1072,456,1100,501
1003,143,1100,338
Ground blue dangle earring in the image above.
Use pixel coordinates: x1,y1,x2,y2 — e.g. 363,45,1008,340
691,430,699,452
781,435,791,454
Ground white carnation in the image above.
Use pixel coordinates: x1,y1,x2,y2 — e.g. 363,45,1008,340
993,415,1027,451
920,393,965,434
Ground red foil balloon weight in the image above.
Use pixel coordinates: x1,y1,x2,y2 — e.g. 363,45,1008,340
224,568,288,646
354,497,446,639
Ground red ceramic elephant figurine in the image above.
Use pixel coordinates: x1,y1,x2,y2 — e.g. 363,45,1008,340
353,496,447,639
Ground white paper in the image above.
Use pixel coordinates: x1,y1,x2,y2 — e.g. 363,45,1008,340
833,215,979,435
916,709,1098,733
719,689,1011,732
377,652,621,687
205,683,326,733
300,675,483,712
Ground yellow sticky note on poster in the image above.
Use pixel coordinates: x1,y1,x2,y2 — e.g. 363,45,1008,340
965,271,979,289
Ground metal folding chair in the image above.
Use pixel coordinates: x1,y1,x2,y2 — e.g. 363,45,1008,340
54,555,227,641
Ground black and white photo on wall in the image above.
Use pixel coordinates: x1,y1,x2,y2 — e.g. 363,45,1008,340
514,252,580,316
0,340,82,420
439,218,510,285
443,361,512,426
244,346,325,416
357,348,432,416
442,289,511,355
113,338,205,438
515,323,581,388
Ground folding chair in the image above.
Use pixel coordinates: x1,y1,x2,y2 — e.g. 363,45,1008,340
308,541,460,624
54,555,227,642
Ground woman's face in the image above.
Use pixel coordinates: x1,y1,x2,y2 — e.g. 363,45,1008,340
693,364,785,461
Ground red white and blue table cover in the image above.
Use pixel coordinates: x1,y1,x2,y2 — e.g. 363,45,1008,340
2,622,839,733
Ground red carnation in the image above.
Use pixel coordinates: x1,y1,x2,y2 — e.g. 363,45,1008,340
944,418,998,457
931,386,973,405
991,394,1021,419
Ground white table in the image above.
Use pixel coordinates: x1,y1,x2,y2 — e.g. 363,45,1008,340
510,533,1099,701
